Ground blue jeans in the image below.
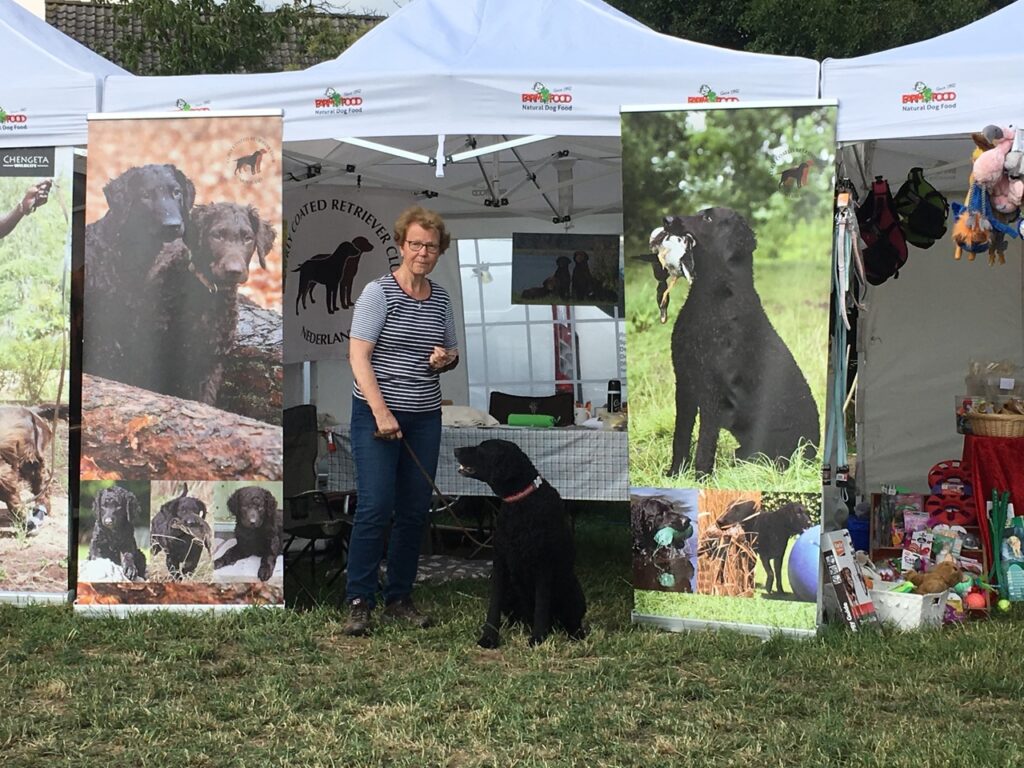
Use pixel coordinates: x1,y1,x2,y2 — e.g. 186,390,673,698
345,396,441,607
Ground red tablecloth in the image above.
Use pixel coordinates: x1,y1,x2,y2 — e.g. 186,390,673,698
962,435,1024,573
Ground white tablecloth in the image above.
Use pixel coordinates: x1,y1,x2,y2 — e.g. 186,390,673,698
326,426,628,501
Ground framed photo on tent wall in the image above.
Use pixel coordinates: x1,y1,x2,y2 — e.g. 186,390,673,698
511,232,622,310
621,99,838,636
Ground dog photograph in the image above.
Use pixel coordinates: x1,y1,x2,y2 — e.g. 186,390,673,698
81,113,283,482
78,481,151,584
630,488,698,595
454,439,586,647
510,232,622,309
210,480,283,585
149,481,215,582
621,103,836,492
0,148,73,598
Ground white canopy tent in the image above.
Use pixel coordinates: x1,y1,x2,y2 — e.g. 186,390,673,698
0,0,127,147
822,2,1024,493
101,0,821,420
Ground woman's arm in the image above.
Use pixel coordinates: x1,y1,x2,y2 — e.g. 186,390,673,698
349,338,401,438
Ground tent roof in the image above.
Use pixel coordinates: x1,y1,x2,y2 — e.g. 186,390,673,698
821,1,1024,142
102,0,820,140
0,0,127,147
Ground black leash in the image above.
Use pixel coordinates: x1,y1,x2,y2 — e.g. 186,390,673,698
375,431,493,551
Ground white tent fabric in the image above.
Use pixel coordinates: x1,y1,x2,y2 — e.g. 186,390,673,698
0,0,127,147
821,1,1024,143
102,0,819,139
822,2,1024,492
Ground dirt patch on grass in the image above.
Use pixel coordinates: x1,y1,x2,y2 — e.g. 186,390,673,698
0,493,71,595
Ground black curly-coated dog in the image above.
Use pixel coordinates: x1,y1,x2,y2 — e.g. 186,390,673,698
454,439,586,647
214,486,281,581
657,207,820,478
715,499,812,594
150,484,213,580
630,495,695,593
88,485,147,581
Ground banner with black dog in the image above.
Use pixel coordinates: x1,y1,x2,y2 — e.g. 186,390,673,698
0,146,73,604
622,101,837,636
77,111,284,613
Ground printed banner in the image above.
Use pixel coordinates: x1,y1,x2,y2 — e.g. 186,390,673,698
77,112,284,612
622,102,836,635
0,146,73,603
283,187,407,364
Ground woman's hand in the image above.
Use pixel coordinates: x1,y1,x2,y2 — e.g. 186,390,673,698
428,346,458,370
374,409,402,441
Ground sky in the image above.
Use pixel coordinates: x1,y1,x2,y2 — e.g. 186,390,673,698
324,0,408,16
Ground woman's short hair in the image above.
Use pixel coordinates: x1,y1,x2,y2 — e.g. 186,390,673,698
394,205,451,254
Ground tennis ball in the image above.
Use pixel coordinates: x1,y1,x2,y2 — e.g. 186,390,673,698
998,598,1011,613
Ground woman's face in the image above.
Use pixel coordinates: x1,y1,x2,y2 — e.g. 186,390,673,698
399,222,442,276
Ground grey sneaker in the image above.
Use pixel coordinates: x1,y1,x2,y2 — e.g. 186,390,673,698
382,596,433,628
342,599,373,636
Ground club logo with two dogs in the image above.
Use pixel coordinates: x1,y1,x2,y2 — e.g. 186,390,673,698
228,137,274,185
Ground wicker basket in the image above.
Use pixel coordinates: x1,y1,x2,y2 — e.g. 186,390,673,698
967,412,1024,438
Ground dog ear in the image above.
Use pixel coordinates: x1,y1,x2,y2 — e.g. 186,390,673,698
197,499,208,519
126,491,141,523
227,489,238,517
171,165,196,213
248,206,275,269
264,489,278,518
102,169,135,221
185,204,211,252
92,488,105,514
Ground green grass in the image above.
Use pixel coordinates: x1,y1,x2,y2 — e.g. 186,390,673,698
3,514,1024,767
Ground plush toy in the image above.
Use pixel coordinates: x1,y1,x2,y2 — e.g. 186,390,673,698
972,125,1013,186
903,559,963,595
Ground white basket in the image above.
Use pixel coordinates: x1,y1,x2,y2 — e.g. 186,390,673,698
869,585,948,630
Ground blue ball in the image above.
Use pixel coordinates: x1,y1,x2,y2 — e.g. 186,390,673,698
787,524,820,602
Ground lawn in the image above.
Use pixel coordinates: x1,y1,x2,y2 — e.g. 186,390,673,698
2,511,1023,767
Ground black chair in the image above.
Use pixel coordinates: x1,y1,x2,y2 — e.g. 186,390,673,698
487,390,575,427
282,404,354,606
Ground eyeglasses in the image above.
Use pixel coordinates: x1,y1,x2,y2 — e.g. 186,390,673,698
405,240,441,255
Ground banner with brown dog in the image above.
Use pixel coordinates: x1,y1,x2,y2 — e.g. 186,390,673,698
622,102,837,636
0,146,73,604
77,112,284,613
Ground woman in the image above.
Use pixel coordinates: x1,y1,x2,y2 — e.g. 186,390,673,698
343,205,459,636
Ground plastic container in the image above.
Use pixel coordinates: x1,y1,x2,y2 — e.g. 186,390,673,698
869,584,948,630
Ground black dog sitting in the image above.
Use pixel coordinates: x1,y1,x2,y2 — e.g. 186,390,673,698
659,208,820,478
214,486,282,581
455,439,586,647
88,485,147,581
150,484,213,580
631,495,695,593
715,499,812,594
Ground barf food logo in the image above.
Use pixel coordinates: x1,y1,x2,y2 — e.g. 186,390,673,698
521,82,573,113
314,87,363,116
0,106,29,132
901,81,957,112
688,84,739,103
174,98,211,112
228,136,274,185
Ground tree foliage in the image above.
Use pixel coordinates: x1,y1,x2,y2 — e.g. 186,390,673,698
608,0,1013,58
111,0,372,75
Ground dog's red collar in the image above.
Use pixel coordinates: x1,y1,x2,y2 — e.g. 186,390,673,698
503,476,543,503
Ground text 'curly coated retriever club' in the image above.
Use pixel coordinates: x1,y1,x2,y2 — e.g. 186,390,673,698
88,486,147,581
0,406,53,530
631,495,695,593
293,235,375,315
715,499,812,595
454,439,586,647
214,486,282,581
645,208,820,478
150,484,213,580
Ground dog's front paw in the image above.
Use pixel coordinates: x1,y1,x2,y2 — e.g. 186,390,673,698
257,561,274,581
528,632,549,647
568,625,588,641
477,623,501,649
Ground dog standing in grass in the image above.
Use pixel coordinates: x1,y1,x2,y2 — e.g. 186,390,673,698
455,439,586,647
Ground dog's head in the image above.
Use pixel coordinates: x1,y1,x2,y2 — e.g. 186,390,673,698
227,486,277,529
454,439,540,498
573,250,590,265
555,255,572,269
188,202,276,287
94,486,140,529
103,164,195,241
661,207,756,282
631,495,694,551
159,485,208,526
714,499,759,531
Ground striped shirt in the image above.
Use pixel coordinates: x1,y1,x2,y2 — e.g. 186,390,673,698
350,272,458,412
